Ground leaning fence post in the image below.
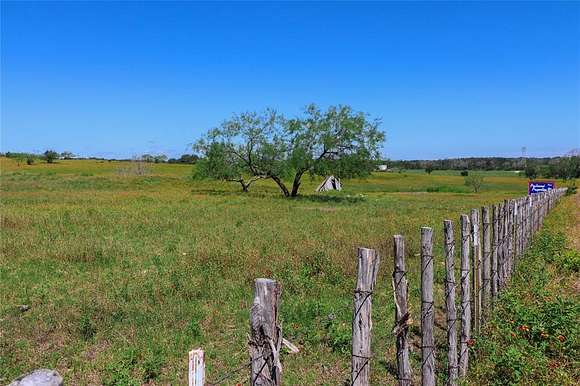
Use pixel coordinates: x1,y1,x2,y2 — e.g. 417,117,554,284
421,227,435,386
393,235,412,386
250,278,282,386
189,349,205,386
459,214,471,377
443,220,458,386
352,247,380,386
481,206,491,323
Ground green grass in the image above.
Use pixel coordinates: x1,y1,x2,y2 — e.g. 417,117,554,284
0,158,577,385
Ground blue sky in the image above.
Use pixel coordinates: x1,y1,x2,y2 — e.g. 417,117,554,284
1,1,579,160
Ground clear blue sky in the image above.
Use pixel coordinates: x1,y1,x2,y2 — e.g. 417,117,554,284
1,1,579,160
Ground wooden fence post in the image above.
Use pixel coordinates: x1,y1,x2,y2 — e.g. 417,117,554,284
527,196,532,247
393,235,412,386
491,204,499,302
516,199,520,258
443,220,458,386
421,227,435,386
470,209,481,335
500,201,508,289
481,206,491,322
352,247,380,386
250,278,282,386
188,349,205,386
507,200,514,280
519,198,524,255
459,214,471,377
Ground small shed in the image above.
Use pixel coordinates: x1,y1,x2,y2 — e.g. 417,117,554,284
316,176,342,192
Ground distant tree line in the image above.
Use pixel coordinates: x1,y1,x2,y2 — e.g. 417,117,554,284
167,154,199,164
2,151,199,165
389,156,580,180
1,150,70,165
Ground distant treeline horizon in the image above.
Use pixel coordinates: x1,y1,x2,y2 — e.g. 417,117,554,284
2,151,579,178
387,156,571,171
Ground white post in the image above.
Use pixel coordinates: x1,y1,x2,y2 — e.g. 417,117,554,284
189,348,205,386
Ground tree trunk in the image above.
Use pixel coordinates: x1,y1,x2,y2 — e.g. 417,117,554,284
290,170,305,197
270,176,290,197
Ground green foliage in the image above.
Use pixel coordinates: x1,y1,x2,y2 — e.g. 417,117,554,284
525,165,538,179
43,150,59,163
102,348,140,386
167,154,199,164
60,151,75,159
425,163,434,174
194,109,288,192
142,347,165,382
26,157,34,165
140,154,167,163
79,308,97,340
464,174,485,192
287,104,384,190
460,170,469,176
195,104,385,196
564,182,576,196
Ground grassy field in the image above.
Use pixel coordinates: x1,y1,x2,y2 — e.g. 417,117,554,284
0,157,576,385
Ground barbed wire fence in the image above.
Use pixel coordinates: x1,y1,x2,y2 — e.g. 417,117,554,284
188,188,566,386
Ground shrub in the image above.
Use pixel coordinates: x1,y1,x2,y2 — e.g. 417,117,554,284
464,174,485,192
460,170,469,176
44,150,59,163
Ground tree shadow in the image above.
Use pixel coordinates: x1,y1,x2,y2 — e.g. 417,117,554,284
289,194,367,204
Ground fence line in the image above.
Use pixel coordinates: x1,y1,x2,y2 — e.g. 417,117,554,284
189,188,566,385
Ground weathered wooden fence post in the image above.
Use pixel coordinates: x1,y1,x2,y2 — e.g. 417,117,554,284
250,278,282,386
470,209,481,335
188,349,205,386
421,227,435,386
393,235,412,386
500,201,508,289
491,204,499,302
527,195,532,247
352,247,380,386
459,214,471,377
443,220,458,386
481,206,491,322
507,200,514,280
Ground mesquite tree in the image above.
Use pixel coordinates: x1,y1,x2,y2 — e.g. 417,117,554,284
194,105,385,197
194,110,289,192
284,104,384,196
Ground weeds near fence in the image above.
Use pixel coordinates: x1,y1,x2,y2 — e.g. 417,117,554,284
468,197,579,386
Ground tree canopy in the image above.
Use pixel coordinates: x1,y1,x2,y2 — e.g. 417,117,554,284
194,104,385,196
